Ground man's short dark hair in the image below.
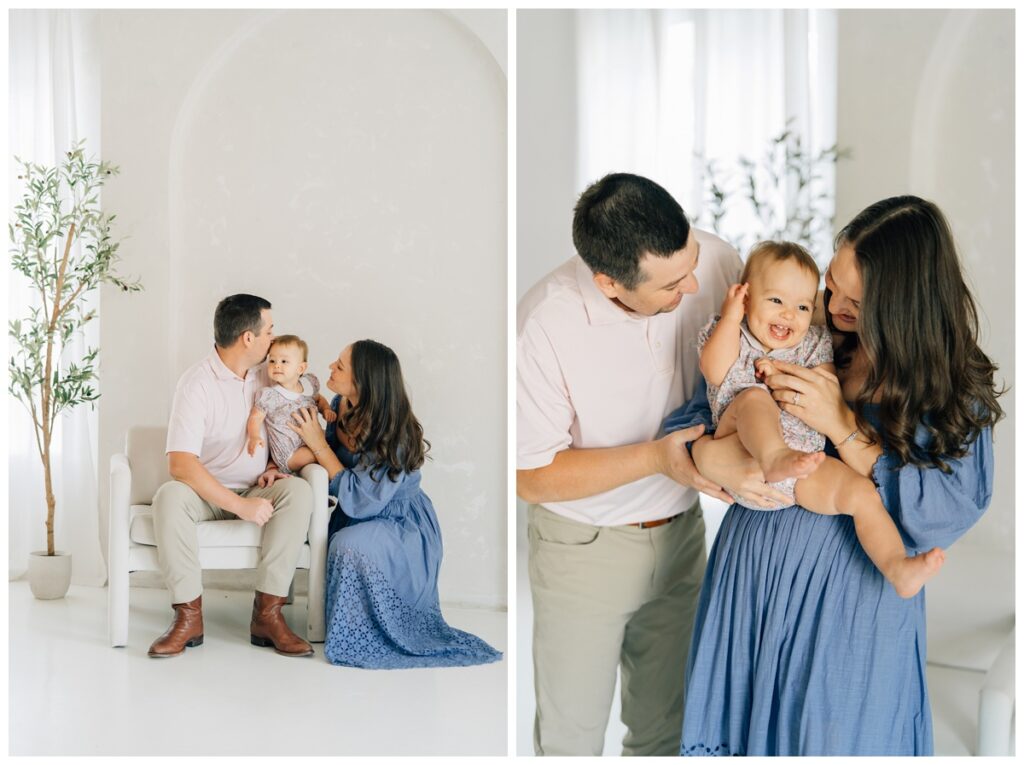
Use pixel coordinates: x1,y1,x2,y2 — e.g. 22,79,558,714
572,173,691,290
214,294,271,348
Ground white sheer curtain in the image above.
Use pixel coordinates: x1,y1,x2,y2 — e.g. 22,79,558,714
576,9,838,265
9,10,106,585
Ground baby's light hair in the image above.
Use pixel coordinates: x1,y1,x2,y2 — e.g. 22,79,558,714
740,240,820,286
269,334,309,362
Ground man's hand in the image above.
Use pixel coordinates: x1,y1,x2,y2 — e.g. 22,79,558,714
257,466,289,489
653,424,732,503
231,496,274,527
720,282,749,323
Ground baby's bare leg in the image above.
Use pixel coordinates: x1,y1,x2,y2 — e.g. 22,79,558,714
795,457,944,598
286,446,316,472
721,388,825,482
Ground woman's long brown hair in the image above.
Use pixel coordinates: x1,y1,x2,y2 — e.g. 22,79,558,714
340,339,430,480
828,196,1004,472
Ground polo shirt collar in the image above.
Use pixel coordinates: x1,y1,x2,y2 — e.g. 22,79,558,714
575,257,640,326
208,347,246,382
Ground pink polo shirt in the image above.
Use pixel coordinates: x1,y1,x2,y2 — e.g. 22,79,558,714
166,348,272,490
517,228,741,526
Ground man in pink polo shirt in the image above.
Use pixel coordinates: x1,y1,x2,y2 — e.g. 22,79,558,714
148,294,314,658
517,174,742,755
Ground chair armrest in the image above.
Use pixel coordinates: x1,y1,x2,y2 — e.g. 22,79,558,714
299,463,329,544
109,453,133,543
298,463,329,641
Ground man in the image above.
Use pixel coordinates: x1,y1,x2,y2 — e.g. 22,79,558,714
517,173,742,755
148,294,314,659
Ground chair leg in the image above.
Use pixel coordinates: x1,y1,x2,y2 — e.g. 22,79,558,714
108,567,129,647
307,566,325,643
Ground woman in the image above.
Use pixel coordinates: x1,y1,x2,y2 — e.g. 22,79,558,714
290,339,502,669
670,196,1002,755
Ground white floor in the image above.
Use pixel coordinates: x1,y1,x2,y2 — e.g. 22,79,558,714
10,581,507,756
515,500,1001,756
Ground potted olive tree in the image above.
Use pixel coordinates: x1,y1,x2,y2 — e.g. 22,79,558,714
9,141,141,599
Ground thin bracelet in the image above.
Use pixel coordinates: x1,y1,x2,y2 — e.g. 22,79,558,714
836,429,859,447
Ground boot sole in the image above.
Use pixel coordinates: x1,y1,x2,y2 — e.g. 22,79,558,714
148,635,204,658
251,634,314,657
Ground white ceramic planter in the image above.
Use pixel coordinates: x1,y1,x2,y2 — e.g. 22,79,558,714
27,551,72,600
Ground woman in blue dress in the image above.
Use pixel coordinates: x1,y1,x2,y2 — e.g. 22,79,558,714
289,339,502,669
667,196,1003,755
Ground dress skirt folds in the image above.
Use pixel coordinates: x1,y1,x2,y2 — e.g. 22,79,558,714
664,381,993,755
322,398,502,669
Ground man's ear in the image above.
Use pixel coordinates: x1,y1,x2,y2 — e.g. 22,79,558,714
593,272,620,300
241,330,254,348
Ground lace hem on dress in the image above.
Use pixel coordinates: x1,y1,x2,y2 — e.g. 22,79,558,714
324,546,503,669
680,742,743,756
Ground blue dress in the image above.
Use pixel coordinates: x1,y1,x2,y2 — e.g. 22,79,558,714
664,380,993,755
322,396,503,669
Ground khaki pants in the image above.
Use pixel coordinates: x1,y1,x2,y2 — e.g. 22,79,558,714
151,477,313,604
528,501,706,756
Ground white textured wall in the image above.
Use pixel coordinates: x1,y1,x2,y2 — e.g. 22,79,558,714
836,9,1014,556
98,9,507,608
516,9,578,301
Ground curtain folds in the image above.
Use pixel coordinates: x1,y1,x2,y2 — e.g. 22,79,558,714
576,9,838,263
9,10,106,585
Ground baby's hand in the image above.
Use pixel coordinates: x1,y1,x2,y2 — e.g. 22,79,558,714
720,283,749,322
246,435,264,456
754,357,776,380
324,409,337,423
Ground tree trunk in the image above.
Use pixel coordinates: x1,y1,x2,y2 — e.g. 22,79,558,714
42,436,55,557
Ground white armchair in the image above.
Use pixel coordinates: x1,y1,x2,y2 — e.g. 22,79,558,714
108,426,330,647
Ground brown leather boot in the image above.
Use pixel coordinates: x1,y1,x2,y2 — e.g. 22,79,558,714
148,595,204,658
250,591,313,657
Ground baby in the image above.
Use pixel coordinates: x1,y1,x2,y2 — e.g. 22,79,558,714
699,240,944,598
247,335,336,475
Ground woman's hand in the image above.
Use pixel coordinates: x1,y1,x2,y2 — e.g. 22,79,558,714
761,359,854,443
288,407,330,450
692,433,791,508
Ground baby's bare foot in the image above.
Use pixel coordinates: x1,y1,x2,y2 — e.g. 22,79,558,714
890,547,945,599
762,448,825,483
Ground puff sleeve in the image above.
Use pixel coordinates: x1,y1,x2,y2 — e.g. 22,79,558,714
872,426,994,553
662,376,714,438
328,463,408,520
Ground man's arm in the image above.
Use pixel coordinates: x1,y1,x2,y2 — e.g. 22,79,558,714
516,424,729,505
168,452,272,526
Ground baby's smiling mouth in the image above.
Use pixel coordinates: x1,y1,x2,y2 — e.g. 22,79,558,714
768,324,792,341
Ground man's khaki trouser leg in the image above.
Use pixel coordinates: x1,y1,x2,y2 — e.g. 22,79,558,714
151,481,221,604
528,502,705,756
243,477,312,597
151,477,312,604
620,506,706,756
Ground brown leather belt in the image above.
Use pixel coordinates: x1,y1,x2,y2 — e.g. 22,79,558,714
626,515,676,530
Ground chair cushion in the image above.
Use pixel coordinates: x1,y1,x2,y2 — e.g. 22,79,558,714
130,505,265,547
